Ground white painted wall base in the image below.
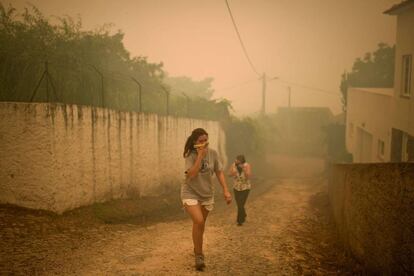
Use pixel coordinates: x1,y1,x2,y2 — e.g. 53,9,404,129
0,102,226,213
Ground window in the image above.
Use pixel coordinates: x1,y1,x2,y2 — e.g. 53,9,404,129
401,55,412,97
377,139,385,158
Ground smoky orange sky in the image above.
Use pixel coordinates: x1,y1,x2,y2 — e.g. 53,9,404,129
5,0,397,115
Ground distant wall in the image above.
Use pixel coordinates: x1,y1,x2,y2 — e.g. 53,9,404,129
329,163,414,274
0,102,226,213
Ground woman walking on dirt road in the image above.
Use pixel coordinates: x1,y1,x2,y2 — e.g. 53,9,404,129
182,128,232,271
229,154,252,226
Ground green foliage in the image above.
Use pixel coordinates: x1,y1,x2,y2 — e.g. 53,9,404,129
0,4,230,121
340,43,395,111
163,75,230,119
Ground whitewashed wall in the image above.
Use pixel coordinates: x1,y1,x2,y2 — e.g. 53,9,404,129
392,6,414,137
0,102,226,213
346,88,393,162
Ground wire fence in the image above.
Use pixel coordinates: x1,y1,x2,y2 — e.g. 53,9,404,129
0,59,230,121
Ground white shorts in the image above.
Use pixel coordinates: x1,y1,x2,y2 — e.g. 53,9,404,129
182,198,214,211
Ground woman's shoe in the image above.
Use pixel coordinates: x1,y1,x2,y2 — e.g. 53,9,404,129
195,253,205,270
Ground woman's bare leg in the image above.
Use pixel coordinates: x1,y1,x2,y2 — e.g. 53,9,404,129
201,205,209,222
185,204,209,254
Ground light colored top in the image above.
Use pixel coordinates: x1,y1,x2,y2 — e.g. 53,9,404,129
230,163,251,191
181,148,223,201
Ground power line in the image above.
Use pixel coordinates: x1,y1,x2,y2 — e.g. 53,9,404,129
215,77,340,98
225,0,260,77
284,88,340,98
276,79,341,97
215,78,258,92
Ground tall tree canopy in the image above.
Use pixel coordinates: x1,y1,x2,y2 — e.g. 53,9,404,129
0,3,230,120
340,43,395,111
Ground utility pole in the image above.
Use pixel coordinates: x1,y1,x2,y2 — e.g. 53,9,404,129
287,86,292,154
261,72,266,115
260,73,278,115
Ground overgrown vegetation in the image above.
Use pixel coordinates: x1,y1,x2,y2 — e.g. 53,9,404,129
340,43,395,111
0,4,230,120
1,4,336,171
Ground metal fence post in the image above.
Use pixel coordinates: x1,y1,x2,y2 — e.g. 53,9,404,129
131,77,142,112
90,65,105,108
161,85,170,116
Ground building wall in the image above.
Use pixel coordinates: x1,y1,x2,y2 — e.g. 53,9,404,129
393,6,414,137
346,88,393,162
329,163,414,274
0,102,226,213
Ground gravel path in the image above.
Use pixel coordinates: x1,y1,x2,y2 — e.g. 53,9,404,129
0,156,363,275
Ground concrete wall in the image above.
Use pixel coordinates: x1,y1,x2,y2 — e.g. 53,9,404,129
393,6,414,137
0,102,226,213
329,163,414,274
346,88,393,162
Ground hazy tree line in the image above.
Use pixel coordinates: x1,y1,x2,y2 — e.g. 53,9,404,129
0,4,277,167
340,42,395,111
0,3,349,170
3,4,391,167
0,4,230,120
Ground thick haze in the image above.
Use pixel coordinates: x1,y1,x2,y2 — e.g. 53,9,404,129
5,0,397,115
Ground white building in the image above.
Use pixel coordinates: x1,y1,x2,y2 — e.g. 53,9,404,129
346,88,393,162
385,0,414,162
346,0,414,162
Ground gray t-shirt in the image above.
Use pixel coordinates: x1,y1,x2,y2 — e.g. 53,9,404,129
181,148,223,201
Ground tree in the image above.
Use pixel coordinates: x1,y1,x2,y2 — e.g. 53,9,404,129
163,76,214,99
0,3,231,121
0,3,165,108
340,43,395,111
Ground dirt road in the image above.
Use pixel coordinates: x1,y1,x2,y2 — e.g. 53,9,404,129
0,156,362,275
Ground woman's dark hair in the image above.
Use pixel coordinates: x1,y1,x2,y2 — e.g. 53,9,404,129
236,154,246,164
235,154,246,174
183,128,208,157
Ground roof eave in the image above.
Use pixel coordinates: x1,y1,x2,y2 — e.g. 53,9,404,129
384,0,414,15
